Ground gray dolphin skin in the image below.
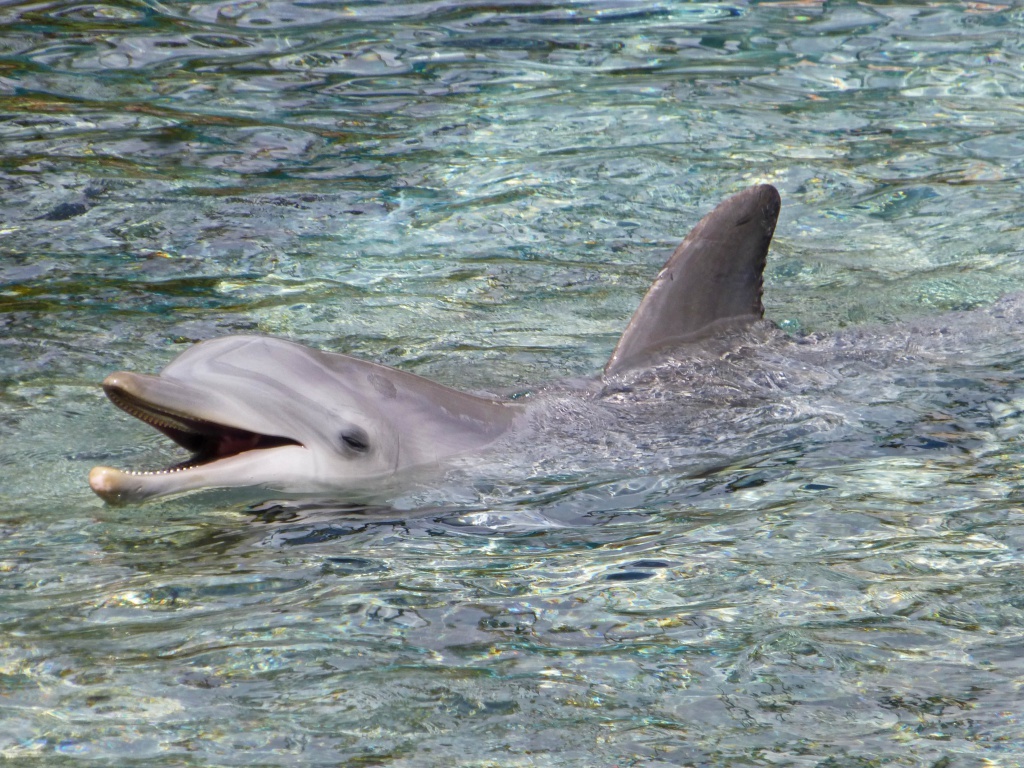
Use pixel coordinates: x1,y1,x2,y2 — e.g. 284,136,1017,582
89,184,781,504
605,183,780,375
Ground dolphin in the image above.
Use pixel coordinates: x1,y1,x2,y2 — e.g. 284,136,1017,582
89,184,781,504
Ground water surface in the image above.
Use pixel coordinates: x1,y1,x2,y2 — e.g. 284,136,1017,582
2,0,1023,764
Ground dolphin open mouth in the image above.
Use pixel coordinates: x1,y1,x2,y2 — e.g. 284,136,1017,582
103,382,302,473
90,372,304,504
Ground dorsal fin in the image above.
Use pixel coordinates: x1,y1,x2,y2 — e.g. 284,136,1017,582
604,184,780,375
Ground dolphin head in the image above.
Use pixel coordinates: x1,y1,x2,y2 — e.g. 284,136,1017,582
89,336,517,504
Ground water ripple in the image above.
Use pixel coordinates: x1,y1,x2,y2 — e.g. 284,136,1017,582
2,0,1024,764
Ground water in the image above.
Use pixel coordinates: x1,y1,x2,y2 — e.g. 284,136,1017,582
2,0,1024,764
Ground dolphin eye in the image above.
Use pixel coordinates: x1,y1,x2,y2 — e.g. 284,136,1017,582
340,429,370,453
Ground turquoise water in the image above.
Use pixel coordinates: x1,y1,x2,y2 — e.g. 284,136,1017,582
2,0,1024,764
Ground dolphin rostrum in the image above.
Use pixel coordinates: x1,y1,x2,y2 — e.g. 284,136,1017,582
89,184,781,504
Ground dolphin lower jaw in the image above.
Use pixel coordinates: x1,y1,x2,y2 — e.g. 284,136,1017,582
89,445,311,504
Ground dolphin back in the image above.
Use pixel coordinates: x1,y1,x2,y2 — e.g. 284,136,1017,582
604,184,781,375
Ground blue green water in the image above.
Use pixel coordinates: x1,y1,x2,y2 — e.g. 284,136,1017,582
2,0,1024,764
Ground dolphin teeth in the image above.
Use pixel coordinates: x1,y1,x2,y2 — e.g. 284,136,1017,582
122,465,197,476
105,389,206,436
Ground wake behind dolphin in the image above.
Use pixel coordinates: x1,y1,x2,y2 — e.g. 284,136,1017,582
89,185,782,504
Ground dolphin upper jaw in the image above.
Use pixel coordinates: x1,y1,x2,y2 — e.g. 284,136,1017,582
101,372,301,457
